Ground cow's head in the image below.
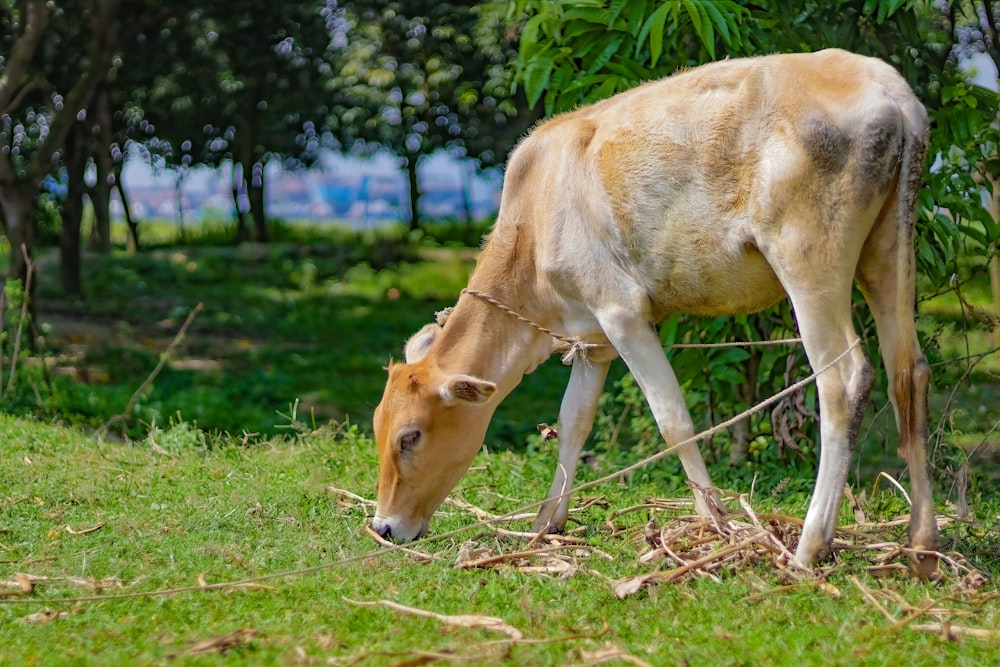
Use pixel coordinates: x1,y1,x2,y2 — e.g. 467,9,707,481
372,323,497,541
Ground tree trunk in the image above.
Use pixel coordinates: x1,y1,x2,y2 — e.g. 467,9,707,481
406,154,421,231
730,350,762,465
0,0,118,299
60,123,90,294
0,137,36,291
89,167,112,253
0,185,38,327
174,169,186,244
461,159,474,229
249,161,268,242
0,187,35,285
115,170,139,253
89,85,113,254
231,161,250,243
989,175,999,370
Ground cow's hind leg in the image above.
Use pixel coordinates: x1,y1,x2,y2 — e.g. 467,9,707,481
534,358,611,534
857,208,939,577
766,251,874,568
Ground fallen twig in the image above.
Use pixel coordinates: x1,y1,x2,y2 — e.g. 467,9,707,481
909,623,1000,640
0,573,37,597
64,523,104,536
494,528,589,544
99,302,203,434
874,471,912,506
445,496,535,523
573,642,654,667
327,629,602,666
327,486,377,508
364,524,440,562
444,496,591,544
172,629,257,657
456,543,594,570
849,575,897,623
849,571,1000,641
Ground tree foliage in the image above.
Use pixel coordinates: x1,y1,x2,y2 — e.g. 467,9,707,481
327,0,534,229
509,0,999,467
0,0,122,289
1,0,343,282
111,2,335,243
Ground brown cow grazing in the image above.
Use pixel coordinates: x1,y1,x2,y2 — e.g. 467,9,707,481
372,49,939,576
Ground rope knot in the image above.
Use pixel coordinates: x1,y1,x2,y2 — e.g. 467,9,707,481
434,307,454,327
558,338,595,365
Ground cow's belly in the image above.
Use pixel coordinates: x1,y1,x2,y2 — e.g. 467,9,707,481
642,239,787,319
653,256,786,318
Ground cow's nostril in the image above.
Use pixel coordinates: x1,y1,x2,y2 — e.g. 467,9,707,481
373,522,392,539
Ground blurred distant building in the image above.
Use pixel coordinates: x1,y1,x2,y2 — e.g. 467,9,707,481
114,156,502,227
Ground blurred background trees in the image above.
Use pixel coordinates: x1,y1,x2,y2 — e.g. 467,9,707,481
5,1,991,292
0,0,534,285
326,0,534,230
1,0,121,294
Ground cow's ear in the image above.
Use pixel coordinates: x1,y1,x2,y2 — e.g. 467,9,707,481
440,374,496,406
404,323,441,363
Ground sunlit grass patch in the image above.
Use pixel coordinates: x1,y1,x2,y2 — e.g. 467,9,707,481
1,415,998,665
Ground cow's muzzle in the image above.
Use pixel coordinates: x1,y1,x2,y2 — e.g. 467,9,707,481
371,513,428,542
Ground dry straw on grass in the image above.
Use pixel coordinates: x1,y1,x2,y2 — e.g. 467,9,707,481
437,489,994,640
325,488,994,665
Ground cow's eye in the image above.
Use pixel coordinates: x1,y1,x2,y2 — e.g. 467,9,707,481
399,429,421,453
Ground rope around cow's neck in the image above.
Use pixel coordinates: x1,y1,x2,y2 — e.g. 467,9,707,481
460,288,598,364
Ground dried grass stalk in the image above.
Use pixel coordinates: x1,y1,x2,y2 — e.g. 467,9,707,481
343,597,523,639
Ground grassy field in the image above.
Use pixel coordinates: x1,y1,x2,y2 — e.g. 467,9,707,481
1,220,998,664
1,415,998,666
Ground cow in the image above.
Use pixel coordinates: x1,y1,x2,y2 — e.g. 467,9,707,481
371,49,939,576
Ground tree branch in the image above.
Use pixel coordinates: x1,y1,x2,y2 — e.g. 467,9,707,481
2,245,35,398
1,77,47,118
975,0,999,76
26,0,121,185
0,0,48,113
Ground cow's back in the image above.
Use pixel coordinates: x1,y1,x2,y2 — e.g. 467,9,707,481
501,49,921,320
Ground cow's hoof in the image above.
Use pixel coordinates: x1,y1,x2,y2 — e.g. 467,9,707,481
909,549,940,581
532,520,564,535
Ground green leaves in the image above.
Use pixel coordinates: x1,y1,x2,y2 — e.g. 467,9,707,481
521,47,558,108
637,0,748,63
917,64,1000,288
635,2,671,67
513,0,748,113
862,0,913,23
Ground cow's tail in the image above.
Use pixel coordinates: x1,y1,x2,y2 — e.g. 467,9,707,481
890,102,930,457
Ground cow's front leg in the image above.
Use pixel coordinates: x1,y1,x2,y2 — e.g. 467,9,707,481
533,358,611,534
597,307,724,524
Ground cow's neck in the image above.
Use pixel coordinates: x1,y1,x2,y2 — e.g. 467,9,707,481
432,219,554,398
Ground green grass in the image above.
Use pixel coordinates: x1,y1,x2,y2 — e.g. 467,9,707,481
1,414,997,665
2,221,999,664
